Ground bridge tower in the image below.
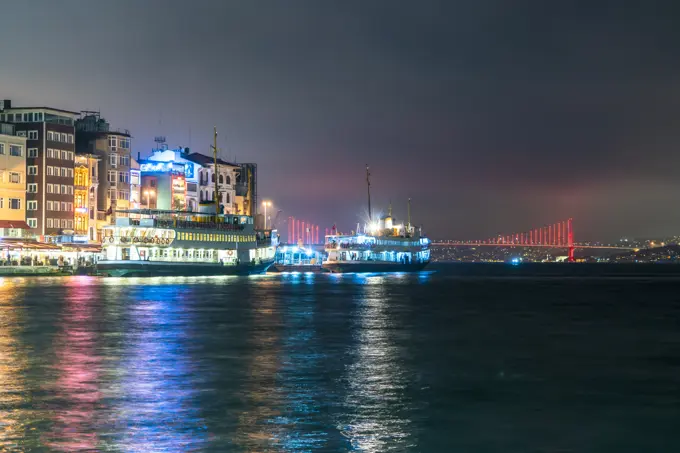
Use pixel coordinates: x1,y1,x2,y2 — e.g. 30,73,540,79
567,218,574,262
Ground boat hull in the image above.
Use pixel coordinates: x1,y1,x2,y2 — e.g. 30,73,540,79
322,261,429,273
269,264,328,273
96,259,274,277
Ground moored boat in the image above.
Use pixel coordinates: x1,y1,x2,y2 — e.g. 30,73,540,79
96,210,277,277
321,166,430,273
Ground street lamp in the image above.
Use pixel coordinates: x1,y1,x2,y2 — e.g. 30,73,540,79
144,189,155,208
262,200,272,229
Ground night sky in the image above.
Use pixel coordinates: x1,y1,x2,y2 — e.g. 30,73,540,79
2,1,680,240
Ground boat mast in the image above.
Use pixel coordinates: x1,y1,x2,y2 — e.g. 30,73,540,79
407,198,411,234
212,126,220,218
366,165,372,222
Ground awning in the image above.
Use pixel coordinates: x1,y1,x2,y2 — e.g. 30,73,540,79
0,239,61,251
60,243,102,252
0,220,31,229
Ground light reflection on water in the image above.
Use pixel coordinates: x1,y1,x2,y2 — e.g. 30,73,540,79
0,279,30,451
338,278,415,452
110,286,208,452
0,270,677,451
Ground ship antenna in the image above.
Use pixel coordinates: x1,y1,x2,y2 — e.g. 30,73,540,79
407,198,412,235
212,126,220,219
366,165,372,222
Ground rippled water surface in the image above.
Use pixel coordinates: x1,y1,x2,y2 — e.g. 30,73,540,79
0,267,679,452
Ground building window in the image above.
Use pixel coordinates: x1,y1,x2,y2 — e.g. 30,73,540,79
109,136,117,148
54,202,60,211
9,172,20,183
47,148,54,158
68,134,74,144
28,130,38,140
46,218,53,228
47,131,54,141
61,133,67,142
47,200,53,210
61,202,67,211
108,170,117,184
46,184,53,194
60,167,67,177
47,166,53,176
67,220,73,229
16,131,27,137
54,185,61,194
108,188,116,200
61,185,67,194
67,202,73,211
117,190,129,200
27,166,38,175
219,174,224,184
9,198,20,210
27,183,37,193
118,172,129,183
119,155,130,166
0,144,4,154
27,201,37,211
61,219,68,228
9,145,22,157
226,175,231,185
28,148,38,158
67,168,73,178
110,153,118,167
226,193,230,203
27,218,37,228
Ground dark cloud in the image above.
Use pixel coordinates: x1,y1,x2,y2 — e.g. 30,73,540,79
2,0,680,239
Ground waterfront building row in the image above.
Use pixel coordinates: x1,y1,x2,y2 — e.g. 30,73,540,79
0,99,259,244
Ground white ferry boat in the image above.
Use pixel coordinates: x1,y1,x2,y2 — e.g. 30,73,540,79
322,166,430,273
96,210,277,277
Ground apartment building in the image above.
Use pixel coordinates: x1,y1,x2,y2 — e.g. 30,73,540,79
0,123,29,238
0,100,78,240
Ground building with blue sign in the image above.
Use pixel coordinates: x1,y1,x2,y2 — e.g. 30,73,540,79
143,145,239,214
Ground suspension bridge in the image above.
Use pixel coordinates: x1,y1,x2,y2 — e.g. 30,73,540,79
431,219,636,262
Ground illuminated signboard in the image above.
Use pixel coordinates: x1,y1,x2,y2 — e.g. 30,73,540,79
172,176,186,193
140,162,173,173
185,163,194,179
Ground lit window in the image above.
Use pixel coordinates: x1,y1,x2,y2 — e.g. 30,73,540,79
9,145,22,157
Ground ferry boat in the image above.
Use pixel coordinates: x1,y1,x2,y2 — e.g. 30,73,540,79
96,210,277,277
322,166,430,273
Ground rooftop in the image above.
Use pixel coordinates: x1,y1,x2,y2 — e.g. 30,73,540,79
184,152,239,168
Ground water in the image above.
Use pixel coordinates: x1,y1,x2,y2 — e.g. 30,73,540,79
0,265,679,452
